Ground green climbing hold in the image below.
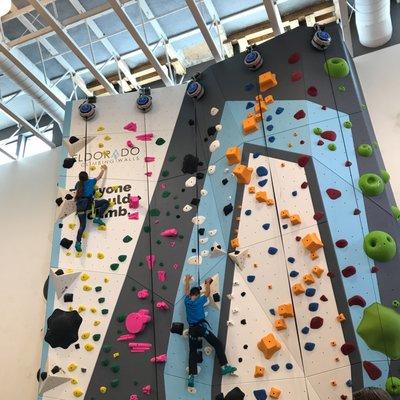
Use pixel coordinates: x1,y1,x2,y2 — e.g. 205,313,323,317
357,302,400,359
380,170,390,184
156,240,161,245
103,344,112,353
343,121,352,129
110,378,119,388
391,206,400,221
93,334,101,342
338,85,346,92
143,226,151,233
159,262,164,267
161,170,169,177
138,262,143,266
131,286,136,291
324,57,350,78
313,127,322,135
178,234,184,239
110,263,119,271
327,143,336,151
117,328,123,334
149,208,160,217
392,300,400,308
101,309,109,315
101,358,109,366
168,155,176,162
363,231,396,262
118,255,127,262
117,315,126,323
357,144,373,157
162,191,171,198
174,204,179,209
98,297,105,303
110,364,120,373
123,235,132,243
358,173,385,196
386,377,400,395
161,284,167,290
155,138,166,146
95,286,102,292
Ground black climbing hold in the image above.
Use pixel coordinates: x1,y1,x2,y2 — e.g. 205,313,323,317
188,119,195,126
222,178,228,185
63,158,76,169
191,198,200,206
69,136,79,144
196,172,204,180
55,197,63,206
182,154,200,174
60,238,73,249
207,126,217,136
63,293,73,302
213,293,221,302
51,366,61,374
241,292,246,297
223,203,233,216
198,228,205,235
65,194,73,200
240,319,247,325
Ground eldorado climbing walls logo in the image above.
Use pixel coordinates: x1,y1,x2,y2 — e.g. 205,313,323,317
75,145,141,167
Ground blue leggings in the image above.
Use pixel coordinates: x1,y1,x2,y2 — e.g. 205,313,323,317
76,198,109,243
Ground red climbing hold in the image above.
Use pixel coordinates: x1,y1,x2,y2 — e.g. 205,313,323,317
371,266,380,273
321,130,337,141
301,182,308,189
317,140,324,146
327,271,335,278
307,86,318,97
294,110,306,120
326,188,342,200
353,208,361,215
363,361,382,380
320,295,328,302
341,396,348,400
297,155,310,167
341,342,356,355
342,266,356,277
313,211,324,221
310,316,324,329
288,52,301,64
348,295,366,307
336,239,348,248
291,71,303,82
300,140,305,145
295,236,302,242
345,160,352,167
321,105,327,110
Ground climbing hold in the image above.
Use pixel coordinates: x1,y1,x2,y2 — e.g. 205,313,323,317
326,188,342,199
335,239,348,248
226,147,241,165
321,130,336,141
256,166,268,177
288,52,300,64
60,238,73,249
291,71,302,82
84,343,94,351
324,58,350,78
310,316,323,329
271,364,280,371
123,235,132,243
297,155,310,167
289,270,299,277
305,288,316,297
73,389,84,397
63,158,76,169
269,387,281,399
381,170,390,184
301,326,310,334
254,365,266,378
328,143,336,151
357,144,373,157
277,304,294,318
363,231,396,262
257,333,281,359
304,342,315,351
294,110,306,120
286,363,293,370
311,26,331,50
342,265,356,277
348,295,366,307
268,247,278,255
259,70,277,92
99,386,107,394
68,363,78,372
358,173,385,196
386,377,400,396
79,102,96,119
136,93,152,112
307,86,318,97
341,342,356,355
363,361,382,380
308,303,319,312
253,389,267,400
233,164,253,184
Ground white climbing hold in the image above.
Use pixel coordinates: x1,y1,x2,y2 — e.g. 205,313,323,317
229,249,249,270
210,242,226,257
208,229,217,236
208,165,216,175
199,237,209,244
191,216,205,225
183,205,192,213
210,107,219,116
209,140,220,153
201,250,209,257
185,177,196,188
215,124,222,131
226,293,234,300
232,308,239,314
204,346,213,356
187,255,202,265
200,189,208,197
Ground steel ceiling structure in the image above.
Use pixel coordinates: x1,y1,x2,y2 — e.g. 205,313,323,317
0,0,338,161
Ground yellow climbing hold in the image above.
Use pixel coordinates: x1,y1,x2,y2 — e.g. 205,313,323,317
83,285,92,291
104,277,109,283
85,343,94,351
108,201,115,207
68,306,74,311
68,223,76,229
97,126,105,131
82,232,88,239
71,378,78,385
90,165,96,171
66,252,71,256
98,225,107,231
94,320,101,326
75,252,82,258
104,135,111,140
73,389,83,397
81,331,90,339
78,305,86,313
80,273,90,281
66,268,74,273
98,143,104,148
99,386,107,394
86,252,92,258
97,252,105,260
113,352,120,358
90,307,97,313
68,363,78,372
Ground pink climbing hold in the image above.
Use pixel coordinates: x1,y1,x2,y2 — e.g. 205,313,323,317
137,289,149,299
145,172,153,177
348,295,366,307
150,354,167,363
363,361,382,380
341,342,356,355
320,130,337,141
336,239,348,248
156,301,169,310
124,121,137,132
307,86,318,97
129,342,152,353
146,254,155,269
128,212,139,220
127,140,134,148
130,395,139,400
129,195,140,209
297,155,310,167
172,263,179,270
288,52,301,64
125,309,151,334
136,133,153,141
294,109,306,120
157,270,166,282
342,265,356,277
144,156,155,162
160,228,178,237
142,385,152,395
291,71,302,82
310,316,324,329
326,188,342,199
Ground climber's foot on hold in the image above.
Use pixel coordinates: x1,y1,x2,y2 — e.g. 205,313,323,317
93,217,106,226
187,375,196,394
75,241,82,252
221,364,237,375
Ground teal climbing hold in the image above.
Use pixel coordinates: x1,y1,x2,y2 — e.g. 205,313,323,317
123,235,132,243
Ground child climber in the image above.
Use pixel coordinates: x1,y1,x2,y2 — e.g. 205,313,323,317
74,165,109,252
184,274,236,389
353,387,392,400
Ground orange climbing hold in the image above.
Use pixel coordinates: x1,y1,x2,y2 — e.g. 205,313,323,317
269,387,282,399
255,101,267,114
231,237,240,249
254,112,263,122
259,71,278,92
290,214,301,225
302,233,323,252
266,198,275,206
303,273,315,285
226,147,241,165
254,365,266,378
264,95,274,104
292,283,305,295
312,265,324,278
274,319,287,331
257,333,281,359
255,191,268,203
277,303,294,318
280,209,290,219
310,251,319,261
242,114,258,135
233,164,253,184
337,313,346,322
248,186,256,194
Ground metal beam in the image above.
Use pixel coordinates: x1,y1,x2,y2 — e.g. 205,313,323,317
0,147,17,161
28,0,118,95
107,0,173,86
185,0,224,62
0,102,56,149
263,0,285,36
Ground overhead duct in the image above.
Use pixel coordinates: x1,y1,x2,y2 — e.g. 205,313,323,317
355,0,392,48
0,44,65,127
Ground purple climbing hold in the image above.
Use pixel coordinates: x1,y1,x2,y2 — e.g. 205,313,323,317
268,247,278,255
256,166,268,177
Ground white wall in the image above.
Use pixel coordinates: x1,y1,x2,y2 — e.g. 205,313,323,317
354,44,400,203
0,148,60,400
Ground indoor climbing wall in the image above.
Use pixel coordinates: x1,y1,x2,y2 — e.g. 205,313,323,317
38,24,400,400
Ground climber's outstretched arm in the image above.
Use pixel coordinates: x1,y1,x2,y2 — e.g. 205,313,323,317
95,164,107,181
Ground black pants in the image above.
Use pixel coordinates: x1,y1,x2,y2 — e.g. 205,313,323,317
76,198,109,242
188,322,228,375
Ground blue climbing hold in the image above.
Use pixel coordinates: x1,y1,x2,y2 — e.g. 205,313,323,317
245,209,252,216
267,125,274,131
305,288,316,297
258,179,268,187
253,389,267,400
305,342,315,351
268,136,275,143
247,275,255,283
271,364,280,371
268,247,278,255
289,270,299,277
286,363,293,370
346,379,353,387
276,107,284,115
256,166,268,177
301,326,310,334
266,115,272,122
269,308,275,316
245,83,255,91
246,102,255,109
292,191,297,196
262,223,270,230
287,257,295,263
253,152,260,159
282,224,288,229
309,302,319,312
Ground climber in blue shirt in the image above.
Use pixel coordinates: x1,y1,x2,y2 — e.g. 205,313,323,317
184,274,236,389
74,165,109,252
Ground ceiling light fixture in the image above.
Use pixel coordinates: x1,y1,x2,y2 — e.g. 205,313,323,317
0,0,11,17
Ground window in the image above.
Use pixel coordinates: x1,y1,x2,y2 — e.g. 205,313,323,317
22,126,53,159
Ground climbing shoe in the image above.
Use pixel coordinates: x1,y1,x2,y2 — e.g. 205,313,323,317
221,364,237,375
93,217,106,226
75,241,82,252
187,375,195,388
